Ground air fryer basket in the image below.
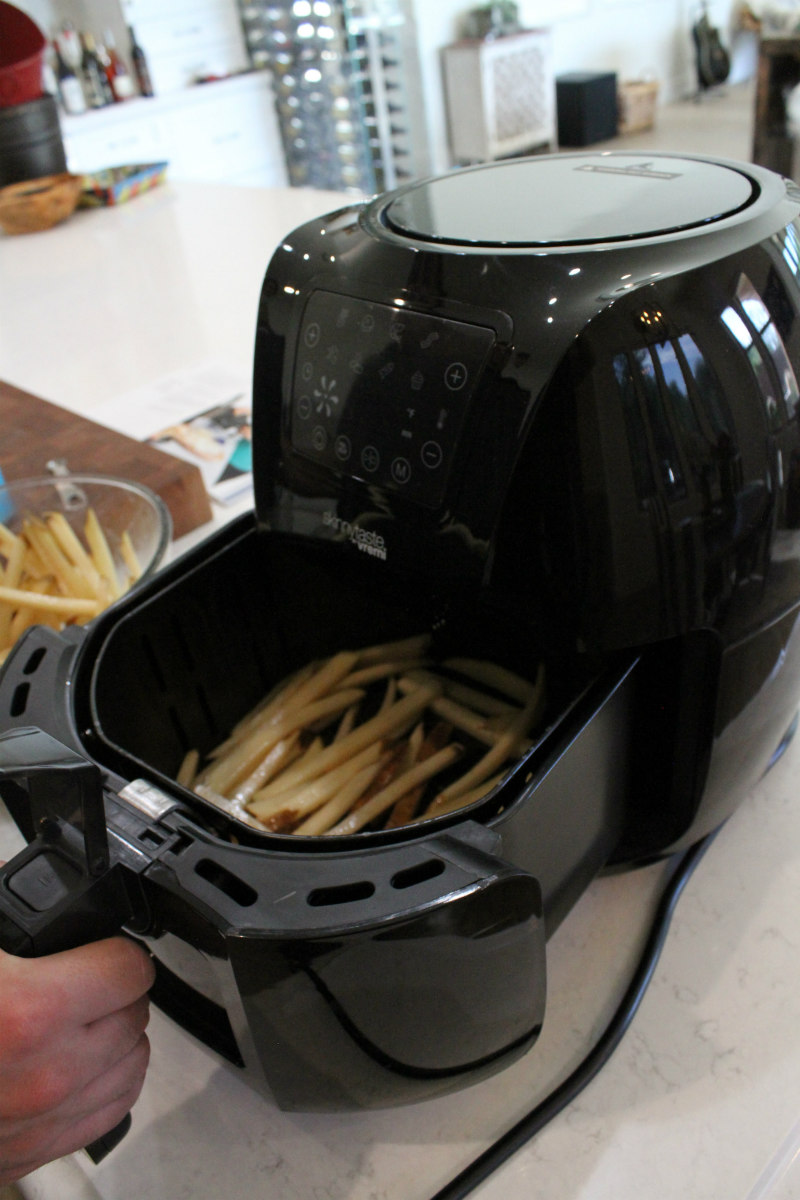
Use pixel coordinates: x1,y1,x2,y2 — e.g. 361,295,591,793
0,511,641,1110
83,516,596,843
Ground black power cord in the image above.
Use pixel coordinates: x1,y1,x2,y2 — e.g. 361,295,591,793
429,829,720,1200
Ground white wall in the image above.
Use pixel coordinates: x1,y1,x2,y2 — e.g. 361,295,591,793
20,0,755,179
413,0,753,173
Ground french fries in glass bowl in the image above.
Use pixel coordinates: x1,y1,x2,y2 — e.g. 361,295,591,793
0,473,171,665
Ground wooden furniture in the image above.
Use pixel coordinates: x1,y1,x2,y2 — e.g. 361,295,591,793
441,30,555,164
752,35,800,176
0,379,212,539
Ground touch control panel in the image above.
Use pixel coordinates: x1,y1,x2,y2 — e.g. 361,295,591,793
290,290,496,508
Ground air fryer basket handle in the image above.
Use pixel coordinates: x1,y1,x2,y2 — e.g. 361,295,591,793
0,727,143,1162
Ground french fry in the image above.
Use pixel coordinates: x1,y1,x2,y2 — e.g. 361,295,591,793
0,505,146,664
420,771,507,820
0,524,20,558
250,681,441,803
84,507,122,600
176,748,200,788
337,657,429,689
231,732,302,804
248,740,384,828
334,704,358,741
200,686,365,796
0,534,25,647
120,530,143,582
325,742,463,836
0,585,100,616
176,637,546,838
357,633,432,664
206,665,314,758
442,657,540,704
428,664,545,808
384,720,451,829
193,782,271,830
46,511,107,600
22,518,96,600
439,677,519,717
293,756,386,835
275,650,360,720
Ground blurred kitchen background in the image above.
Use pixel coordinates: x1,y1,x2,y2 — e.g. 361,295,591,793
6,1,783,195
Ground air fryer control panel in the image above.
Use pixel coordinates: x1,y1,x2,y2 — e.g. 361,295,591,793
291,289,496,508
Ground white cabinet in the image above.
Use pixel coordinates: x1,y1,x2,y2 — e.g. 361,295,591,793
122,0,250,94
19,0,287,187
441,30,556,164
61,71,287,188
163,74,286,185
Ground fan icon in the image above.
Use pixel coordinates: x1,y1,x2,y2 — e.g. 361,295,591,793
313,375,340,417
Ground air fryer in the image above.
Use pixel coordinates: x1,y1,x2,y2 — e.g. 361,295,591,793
1,152,800,1116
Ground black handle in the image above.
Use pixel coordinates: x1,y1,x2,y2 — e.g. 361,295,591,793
0,728,142,1161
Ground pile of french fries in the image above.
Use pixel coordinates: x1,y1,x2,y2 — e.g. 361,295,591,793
178,634,546,836
0,507,142,664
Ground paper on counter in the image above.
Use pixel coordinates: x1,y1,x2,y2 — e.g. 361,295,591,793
91,361,253,506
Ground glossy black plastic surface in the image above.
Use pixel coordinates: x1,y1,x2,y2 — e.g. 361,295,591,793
4,152,800,1113
383,153,758,245
252,151,800,859
0,517,636,1108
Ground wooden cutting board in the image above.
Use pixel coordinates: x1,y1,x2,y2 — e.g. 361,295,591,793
0,379,213,539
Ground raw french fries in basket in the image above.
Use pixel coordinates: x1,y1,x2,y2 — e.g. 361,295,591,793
179,634,547,835
0,508,143,663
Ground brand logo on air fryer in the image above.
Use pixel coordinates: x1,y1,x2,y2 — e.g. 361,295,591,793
576,161,682,181
323,511,387,560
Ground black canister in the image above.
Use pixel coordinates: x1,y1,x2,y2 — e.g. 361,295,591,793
0,93,67,187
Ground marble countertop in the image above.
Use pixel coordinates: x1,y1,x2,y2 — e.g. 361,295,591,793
1,182,800,1199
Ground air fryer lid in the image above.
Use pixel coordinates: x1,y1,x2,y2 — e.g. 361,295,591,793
382,153,758,246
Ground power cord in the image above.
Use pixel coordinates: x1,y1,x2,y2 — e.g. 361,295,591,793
429,828,720,1200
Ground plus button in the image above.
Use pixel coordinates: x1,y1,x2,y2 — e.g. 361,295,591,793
444,362,468,391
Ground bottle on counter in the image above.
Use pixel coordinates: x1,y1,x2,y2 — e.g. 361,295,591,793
128,25,154,97
54,42,87,114
81,31,114,107
100,31,136,102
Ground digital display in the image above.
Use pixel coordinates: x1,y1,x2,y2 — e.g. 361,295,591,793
291,290,496,508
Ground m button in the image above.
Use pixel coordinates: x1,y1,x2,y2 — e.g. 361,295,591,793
391,457,412,485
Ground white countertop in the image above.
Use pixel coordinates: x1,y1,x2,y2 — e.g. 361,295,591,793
2,181,800,1200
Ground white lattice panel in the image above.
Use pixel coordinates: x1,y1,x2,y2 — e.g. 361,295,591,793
490,42,552,142
441,30,555,163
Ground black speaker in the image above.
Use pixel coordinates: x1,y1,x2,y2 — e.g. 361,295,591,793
556,72,618,146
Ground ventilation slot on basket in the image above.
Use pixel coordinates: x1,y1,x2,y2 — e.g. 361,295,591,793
23,646,46,675
307,880,376,907
391,859,445,890
194,682,220,739
194,858,258,908
10,683,29,717
142,634,167,691
170,613,196,669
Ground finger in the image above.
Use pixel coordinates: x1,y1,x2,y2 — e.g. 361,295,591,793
0,993,152,1121
0,1035,150,1182
0,937,155,1038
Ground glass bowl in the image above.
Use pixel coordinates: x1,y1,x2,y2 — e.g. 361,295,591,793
0,473,171,661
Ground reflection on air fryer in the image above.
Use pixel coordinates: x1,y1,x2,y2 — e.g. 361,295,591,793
177,632,546,836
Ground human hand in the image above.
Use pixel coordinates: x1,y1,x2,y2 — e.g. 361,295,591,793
0,936,155,1185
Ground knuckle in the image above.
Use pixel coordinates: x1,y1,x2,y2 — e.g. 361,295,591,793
0,991,50,1062
0,1062,72,1121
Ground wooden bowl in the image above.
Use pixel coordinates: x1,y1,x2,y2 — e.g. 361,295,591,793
0,171,81,234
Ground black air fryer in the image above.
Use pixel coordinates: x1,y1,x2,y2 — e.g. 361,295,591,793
2,152,800,1114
